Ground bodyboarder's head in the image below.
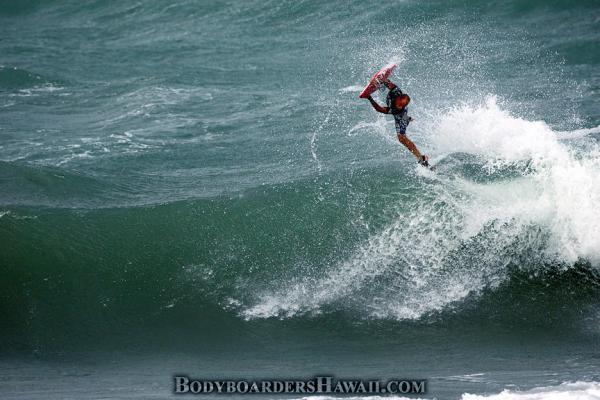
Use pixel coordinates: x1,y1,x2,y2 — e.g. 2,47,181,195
394,94,410,109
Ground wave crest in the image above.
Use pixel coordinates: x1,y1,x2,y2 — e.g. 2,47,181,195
242,98,600,320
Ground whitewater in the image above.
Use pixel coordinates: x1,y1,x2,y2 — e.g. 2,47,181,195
244,97,600,320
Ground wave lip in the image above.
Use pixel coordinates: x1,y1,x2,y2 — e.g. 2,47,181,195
433,97,600,264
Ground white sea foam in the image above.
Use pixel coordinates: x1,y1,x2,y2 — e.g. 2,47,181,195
8,83,65,97
339,85,364,93
432,97,600,264
556,125,600,140
461,381,600,400
288,381,600,400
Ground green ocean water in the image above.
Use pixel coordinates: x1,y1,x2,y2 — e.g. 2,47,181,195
1,1,600,399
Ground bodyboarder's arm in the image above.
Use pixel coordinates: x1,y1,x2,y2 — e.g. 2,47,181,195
367,96,389,114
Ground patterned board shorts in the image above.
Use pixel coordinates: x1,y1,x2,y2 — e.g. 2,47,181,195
393,113,410,135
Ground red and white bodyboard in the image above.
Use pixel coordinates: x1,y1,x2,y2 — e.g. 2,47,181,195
358,63,397,98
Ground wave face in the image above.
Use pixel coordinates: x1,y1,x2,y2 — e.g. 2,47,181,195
1,0,600,368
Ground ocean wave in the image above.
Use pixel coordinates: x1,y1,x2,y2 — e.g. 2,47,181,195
2,0,600,358
243,97,600,320
0,66,53,91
